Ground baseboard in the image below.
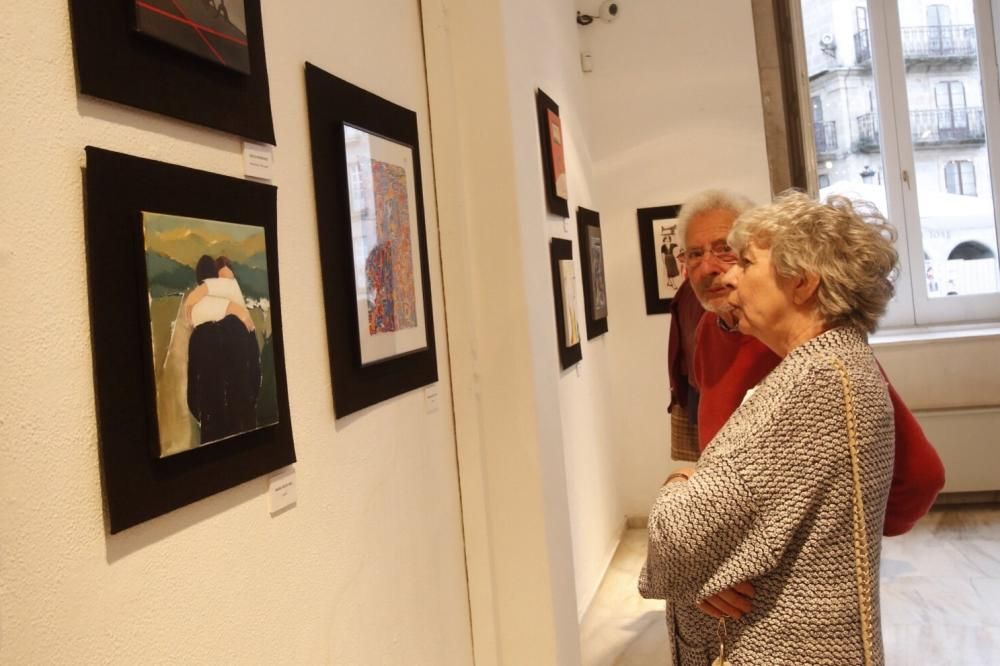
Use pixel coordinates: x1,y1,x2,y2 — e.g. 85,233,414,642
933,490,1000,506
625,514,648,529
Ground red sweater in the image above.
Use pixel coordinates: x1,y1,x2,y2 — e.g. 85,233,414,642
692,313,945,536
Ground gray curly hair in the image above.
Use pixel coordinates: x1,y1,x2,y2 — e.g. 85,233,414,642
728,190,898,334
676,189,756,249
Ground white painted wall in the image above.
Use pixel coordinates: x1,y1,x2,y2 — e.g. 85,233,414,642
577,0,773,520
0,1,473,663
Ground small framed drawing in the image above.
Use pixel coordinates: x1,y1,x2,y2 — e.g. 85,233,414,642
536,89,570,218
637,204,683,315
83,147,295,533
550,238,583,369
305,63,438,418
68,0,275,142
576,207,609,339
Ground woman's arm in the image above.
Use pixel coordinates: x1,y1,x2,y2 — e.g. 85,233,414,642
639,457,777,604
184,284,209,323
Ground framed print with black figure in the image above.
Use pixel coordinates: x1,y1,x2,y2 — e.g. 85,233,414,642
84,147,295,533
304,63,438,418
536,89,570,218
637,204,683,315
68,0,274,142
576,207,609,339
550,238,582,369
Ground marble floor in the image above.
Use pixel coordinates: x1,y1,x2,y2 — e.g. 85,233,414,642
580,504,1000,665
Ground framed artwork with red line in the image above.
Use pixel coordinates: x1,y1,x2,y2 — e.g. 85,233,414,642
133,0,251,75
68,0,274,143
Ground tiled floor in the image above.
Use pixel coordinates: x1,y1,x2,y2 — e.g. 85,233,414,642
580,505,1000,665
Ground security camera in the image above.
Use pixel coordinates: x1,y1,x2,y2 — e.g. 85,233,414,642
599,1,620,22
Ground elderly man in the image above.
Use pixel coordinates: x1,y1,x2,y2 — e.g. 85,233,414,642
675,188,945,621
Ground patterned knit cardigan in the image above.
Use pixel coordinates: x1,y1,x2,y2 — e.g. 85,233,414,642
639,326,895,666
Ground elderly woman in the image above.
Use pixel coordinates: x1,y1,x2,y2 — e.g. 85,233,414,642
640,192,898,665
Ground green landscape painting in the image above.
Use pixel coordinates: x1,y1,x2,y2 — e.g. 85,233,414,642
142,212,278,458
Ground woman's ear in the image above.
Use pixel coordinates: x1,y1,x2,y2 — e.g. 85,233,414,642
792,272,820,305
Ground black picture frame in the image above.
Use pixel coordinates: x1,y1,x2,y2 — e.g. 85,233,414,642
536,89,570,218
637,204,683,315
550,238,583,369
84,146,295,533
576,207,609,339
68,0,275,143
304,63,438,418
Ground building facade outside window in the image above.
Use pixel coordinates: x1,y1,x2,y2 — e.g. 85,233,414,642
797,0,1000,326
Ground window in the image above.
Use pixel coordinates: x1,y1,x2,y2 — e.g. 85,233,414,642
945,160,976,195
795,0,1000,325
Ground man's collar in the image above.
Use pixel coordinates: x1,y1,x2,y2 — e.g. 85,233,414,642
716,314,739,333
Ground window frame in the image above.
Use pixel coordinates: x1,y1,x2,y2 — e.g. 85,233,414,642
787,0,1000,328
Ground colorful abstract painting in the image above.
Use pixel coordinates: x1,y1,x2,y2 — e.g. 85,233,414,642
343,124,428,366
366,160,418,334
547,109,568,199
133,0,251,74
142,212,278,458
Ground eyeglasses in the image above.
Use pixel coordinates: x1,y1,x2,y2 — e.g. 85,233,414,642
684,241,738,268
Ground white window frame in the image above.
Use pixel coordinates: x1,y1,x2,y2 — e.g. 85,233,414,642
794,0,1000,328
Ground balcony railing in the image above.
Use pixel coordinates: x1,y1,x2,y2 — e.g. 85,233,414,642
857,113,880,151
814,120,837,154
856,108,985,151
854,30,872,65
854,25,976,65
911,108,985,144
902,25,977,60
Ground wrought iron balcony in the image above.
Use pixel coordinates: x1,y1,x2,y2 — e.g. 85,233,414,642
854,25,976,65
902,25,977,60
856,108,985,152
911,108,985,145
814,120,838,155
857,113,880,152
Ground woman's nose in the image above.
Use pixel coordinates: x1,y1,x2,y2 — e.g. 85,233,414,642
720,264,741,288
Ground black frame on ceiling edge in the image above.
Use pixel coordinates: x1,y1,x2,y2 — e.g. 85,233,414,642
68,0,276,144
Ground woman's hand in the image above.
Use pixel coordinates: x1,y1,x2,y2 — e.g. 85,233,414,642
663,466,696,485
697,581,755,620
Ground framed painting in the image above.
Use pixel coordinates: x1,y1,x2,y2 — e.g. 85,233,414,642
304,63,438,418
84,146,295,533
68,0,274,142
637,204,683,314
576,207,609,339
550,238,583,369
536,89,570,218
132,0,251,74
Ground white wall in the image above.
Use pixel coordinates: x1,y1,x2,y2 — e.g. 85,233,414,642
578,0,773,520
0,1,472,663
500,0,623,620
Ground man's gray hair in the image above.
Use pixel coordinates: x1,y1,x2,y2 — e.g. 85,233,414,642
676,189,756,249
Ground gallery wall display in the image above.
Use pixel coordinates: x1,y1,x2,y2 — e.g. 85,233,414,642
536,89,570,218
550,238,583,369
304,62,438,418
637,204,683,314
576,207,609,339
84,146,295,533
69,0,275,142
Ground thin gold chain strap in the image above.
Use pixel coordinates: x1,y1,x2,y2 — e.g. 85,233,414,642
831,357,875,666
